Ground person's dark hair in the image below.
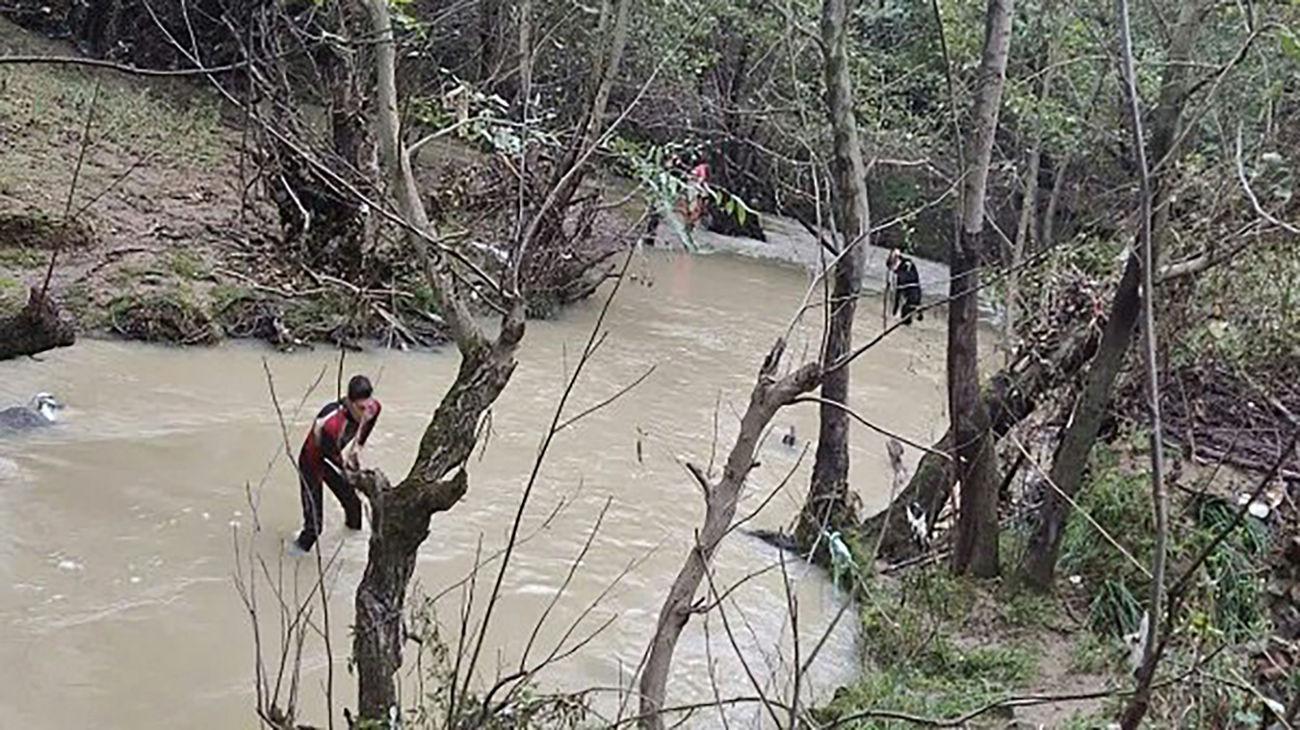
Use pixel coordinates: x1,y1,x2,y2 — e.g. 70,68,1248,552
347,375,373,402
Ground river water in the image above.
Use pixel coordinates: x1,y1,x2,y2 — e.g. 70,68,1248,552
0,250,950,728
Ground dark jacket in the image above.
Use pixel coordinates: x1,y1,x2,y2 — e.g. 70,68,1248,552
893,257,923,324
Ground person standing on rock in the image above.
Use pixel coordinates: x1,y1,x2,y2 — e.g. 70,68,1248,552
290,374,382,554
887,248,924,325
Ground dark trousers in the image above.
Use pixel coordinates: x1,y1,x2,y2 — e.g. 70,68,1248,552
296,445,362,551
895,286,923,325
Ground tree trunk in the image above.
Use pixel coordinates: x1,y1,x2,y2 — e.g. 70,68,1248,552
351,0,527,720
1041,158,1069,248
478,0,502,83
1005,143,1040,360
1115,0,1167,719
0,288,76,361
1019,256,1143,590
861,320,1099,560
352,341,522,718
262,2,373,280
949,0,1014,578
550,0,630,201
638,342,822,729
530,0,630,259
795,0,870,553
949,242,1001,577
1004,0,1054,361
322,2,373,278
1018,0,1206,592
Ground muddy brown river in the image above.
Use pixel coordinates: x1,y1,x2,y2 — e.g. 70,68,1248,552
0,250,950,728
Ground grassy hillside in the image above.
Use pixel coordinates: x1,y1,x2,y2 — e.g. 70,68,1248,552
0,18,276,340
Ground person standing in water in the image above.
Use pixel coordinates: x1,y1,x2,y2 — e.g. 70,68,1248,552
683,159,710,233
887,248,924,325
291,374,382,554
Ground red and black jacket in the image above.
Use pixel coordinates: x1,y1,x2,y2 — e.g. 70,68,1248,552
302,399,382,468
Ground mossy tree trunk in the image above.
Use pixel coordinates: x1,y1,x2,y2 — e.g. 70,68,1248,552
949,0,1014,578
794,0,870,554
349,0,527,720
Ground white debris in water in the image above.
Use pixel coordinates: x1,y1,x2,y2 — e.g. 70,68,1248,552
233,510,243,517
181,507,192,514
229,520,241,529
1068,574,1083,586
56,559,84,572
0,457,20,480
130,576,142,584
201,512,210,521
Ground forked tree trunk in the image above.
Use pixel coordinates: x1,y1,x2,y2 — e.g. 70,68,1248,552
477,0,502,83
1018,0,1206,592
949,0,1014,578
639,341,822,729
351,0,526,720
322,1,373,277
795,0,870,553
548,0,631,210
351,340,522,716
1005,144,1040,359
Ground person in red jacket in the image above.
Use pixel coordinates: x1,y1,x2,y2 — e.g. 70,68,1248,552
291,374,382,553
684,160,710,232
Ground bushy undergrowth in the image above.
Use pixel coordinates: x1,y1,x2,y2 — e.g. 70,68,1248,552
1054,442,1274,726
1059,444,1268,643
820,439,1277,728
395,596,592,730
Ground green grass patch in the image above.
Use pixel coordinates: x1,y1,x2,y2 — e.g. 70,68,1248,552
819,630,1036,728
819,567,1039,728
998,588,1060,630
0,60,227,167
1067,631,1120,675
0,274,25,317
282,289,356,334
0,247,47,269
107,288,217,344
168,249,211,280
59,281,101,328
209,282,254,311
